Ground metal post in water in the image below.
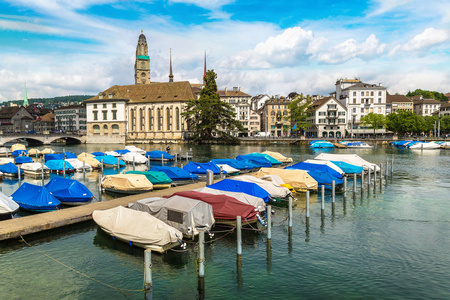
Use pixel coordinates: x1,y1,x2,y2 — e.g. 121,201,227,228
198,231,205,278
63,161,66,178
379,164,383,190
206,170,214,186
144,249,152,297
117,159,120,172
147,156,151,168
220,166,224,179
162,154,164,166
186,152,189,161
41,162,45,186
353,173,357,193
321,185,325,216
332,180,335,203
374,167,377,193
343,176,347,196
368,168,371,190
236,216,242,256
133,156,135,171
385,161,389,183
306,190,310,226
101,158,104,175
18,165,21,185
391,158,394,175
83,159,86,179
288,196,293,228
175,153,177,162
98,174,102,194
267,205,272,240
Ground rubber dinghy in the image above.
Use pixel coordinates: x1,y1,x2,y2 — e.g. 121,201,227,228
93,206,183,253
45,177,93,205
11,183,60,212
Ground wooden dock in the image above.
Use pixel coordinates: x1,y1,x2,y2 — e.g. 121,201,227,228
0,181,208,242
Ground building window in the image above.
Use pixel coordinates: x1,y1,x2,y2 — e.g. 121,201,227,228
140,108,145,131
353,92,356,96
166,108,171,130
361,91,364,96
361,108,364,113
103,124,108,134
378,98,382,103
378,91,382,96
141,61,145,68
93,125,100,134
157,108,162,131
103,103,107,109
112,103,116,108
94,104,97,109
371,91,374,96
131,109,135,131
102,111,107,120
112,124,119,134
176,107,180,131
93,111,98,121
112,110,117,120
148,108,153,130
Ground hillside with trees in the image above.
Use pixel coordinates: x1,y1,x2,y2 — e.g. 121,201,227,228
406,89,448,102
4,95,93,107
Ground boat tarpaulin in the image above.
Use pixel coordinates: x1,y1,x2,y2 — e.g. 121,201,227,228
44,153,64,162
114,149,130,155
93,206,182,247
304,159,345,175
65,159,92,171
262,151,293,163
101,174,153,192
11,182,60,211
45,160,74,171
314,153,380,171
0,191,19,214
122,152,148,164
104,151,120,157
216,164,240,174
126,171,173,185
166,191,258,222
146,150,174,160
20,162,49,172
233,175,291,198
95,155,126,166
288,162,343,179
12,150,28,157
285,166,343,189
62,152,78,159
45,177,93,203
10,144,26,152
78,152,95,159
183,162,225,175
254,168,318,191
0,162,24,175
210,159,254,171
193,187,266,212
14,156,33,164
248,153,283,165
77,155,101,168
236,155,272,168
28,149,41,155
40,148,55,155
91,152,105,156
149,166,199,181
208,179,271,203
129,196,215,236
125,146,146,155
329,161,364,174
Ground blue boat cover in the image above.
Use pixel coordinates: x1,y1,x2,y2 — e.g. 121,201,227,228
62,152,78,159
12,150,28,157
248,153,282,165
287,162,343,179
114,149,130,155
11,183,60,211
14,156,33,164
0,162,24,175
95,155,125,166
236,155,272,167
210,159,254,171
44,177,93,203
45,153,64,162
45,160,74,171
149,166,199,181
91,152,105,156
406,141,421,147
126,171,173,184
330,161,364,174
146,150,175,160
285,167,343,189
208,179,271,202
183,162,226,175
309,140,326,145
396,140,412,147
310,141,334,148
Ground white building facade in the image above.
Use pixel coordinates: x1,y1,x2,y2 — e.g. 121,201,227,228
54,105,87,133
219,87,253,137
306,97,347,138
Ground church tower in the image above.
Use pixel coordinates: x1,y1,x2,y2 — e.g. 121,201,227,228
135,30,150,84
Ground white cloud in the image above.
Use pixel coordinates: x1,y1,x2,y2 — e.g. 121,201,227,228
368,0,411,16
389,27,450,55
169,0,234,10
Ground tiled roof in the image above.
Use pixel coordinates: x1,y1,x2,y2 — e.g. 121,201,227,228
343,82,386,91
86,81,196,104
311,96,346,111
0,106,21,118
218,90,251,97
55,105,85,111
40,113,55,122
386,95,412,103
413,99,442,105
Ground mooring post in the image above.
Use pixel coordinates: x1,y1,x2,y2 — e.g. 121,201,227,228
63,161,66,178
117,158,120,172
391,157,394,175
133,156,135,171
267,205,272,240
206,170,214,186
18,165,21,185
374,167,377,193
236,216,242,256
162,154,164,166
83,159,86,179
101,158,104,175
288,196,293,228
385,161,389,184
175,153,177,162
144,249,152,298
379,164,383,190
186,152,189,161
332,180,336,203
368,168,371,190
321,185,325,216
343,176,347,196
198,230,205,278
306,190,310,226
352,172,356,193
147,156,151,168
220,166,224,179
41,162,45,185
361,171,365,193
98,174,102,194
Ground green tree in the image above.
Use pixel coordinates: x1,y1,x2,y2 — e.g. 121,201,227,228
406,89,448,102
286,93,312,136
360,113,386,136
386,111,423,135
182,70,245,144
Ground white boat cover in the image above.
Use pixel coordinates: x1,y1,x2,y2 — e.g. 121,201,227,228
122,152,148,164
0,191,19,214
41,148,55,154
216,164,240,174
304,159,345,175
93,206,182,247
0,147,10,154
314,153,380,172
262,151,293,163
10,144,26,152
233,175,291,198
254,168,318,191
125,146,146,155
20,162,49,172
409,142,440,149
101,174,153,192
28,149,41,155
0,158,15,166
129,196,215,236
65,158,92,171
193,186,266,212
105,151,121,157
77,155,101,168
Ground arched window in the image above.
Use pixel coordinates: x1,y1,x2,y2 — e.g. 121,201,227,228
271,111,275,116
166,108,171,131
141,72,146,84
112,124,119,134
130,109,135,131
176,107,180,131
103,124,108,134
157,108,162,131
148,108,153,130
140,108,145,131
141,61,145,69
93,125,100,134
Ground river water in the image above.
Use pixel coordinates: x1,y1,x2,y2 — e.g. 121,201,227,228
0,143,449,299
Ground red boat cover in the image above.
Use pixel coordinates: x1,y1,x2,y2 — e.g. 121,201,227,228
166,191,257,221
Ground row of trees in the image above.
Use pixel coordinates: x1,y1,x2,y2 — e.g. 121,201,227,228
406,89,448,102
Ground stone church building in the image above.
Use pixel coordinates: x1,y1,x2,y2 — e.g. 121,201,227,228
86,31,197,144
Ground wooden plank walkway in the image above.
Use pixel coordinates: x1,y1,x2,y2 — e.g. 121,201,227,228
0,181,207,242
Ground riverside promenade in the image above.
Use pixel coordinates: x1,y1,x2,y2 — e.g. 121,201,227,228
0,181,208,242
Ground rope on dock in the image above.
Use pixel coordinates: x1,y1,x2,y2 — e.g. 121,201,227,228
19,236,145,294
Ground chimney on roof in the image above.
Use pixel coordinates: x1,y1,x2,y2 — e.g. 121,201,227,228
233,87,238,92
224,87,227,93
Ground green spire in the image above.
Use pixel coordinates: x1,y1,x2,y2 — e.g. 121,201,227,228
23,83,29,106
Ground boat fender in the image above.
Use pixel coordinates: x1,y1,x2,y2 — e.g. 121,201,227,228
256,213,267,227
112,236,115,240
176,234,187,249
129,241,132,246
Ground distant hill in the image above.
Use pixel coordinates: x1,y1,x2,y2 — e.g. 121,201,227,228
5,95,94,107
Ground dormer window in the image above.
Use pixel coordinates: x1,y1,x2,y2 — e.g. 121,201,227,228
98,94,103,99
108,93,113,99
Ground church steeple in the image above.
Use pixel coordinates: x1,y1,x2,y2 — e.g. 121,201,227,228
135,30,151,84
169,48,174,83
23,83,29,106
203,50,207,85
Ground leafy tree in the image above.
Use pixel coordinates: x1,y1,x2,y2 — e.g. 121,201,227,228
360,113,386,136
286,93,312,136
386,111,423,135
406,89,448,102
182,70,245,144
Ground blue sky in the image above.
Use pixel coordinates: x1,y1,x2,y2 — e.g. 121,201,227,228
0,0,449,101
